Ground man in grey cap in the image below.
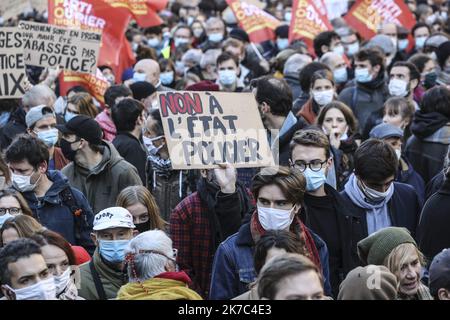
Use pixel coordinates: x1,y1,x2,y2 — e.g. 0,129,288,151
370,123,425,203
429,249,450,300
25,105,69,170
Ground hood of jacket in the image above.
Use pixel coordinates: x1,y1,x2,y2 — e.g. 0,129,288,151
74,141,124,177
21,170,70,201
95,111,116,135
411,111,449,139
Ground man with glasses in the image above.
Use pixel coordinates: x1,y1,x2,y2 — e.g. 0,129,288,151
289,129,353,298
340,138,421,258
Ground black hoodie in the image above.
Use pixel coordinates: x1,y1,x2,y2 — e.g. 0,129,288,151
0,107,27,151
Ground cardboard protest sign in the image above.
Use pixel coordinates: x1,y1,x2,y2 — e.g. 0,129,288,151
59,68,109,104
289,0,333,55
18,20,101,74
157,91,275,169
0,28,27,99
0,0,32,21
226,0,281,43
344,0,416,40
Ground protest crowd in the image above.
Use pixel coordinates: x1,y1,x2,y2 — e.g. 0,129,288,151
1,0,450,302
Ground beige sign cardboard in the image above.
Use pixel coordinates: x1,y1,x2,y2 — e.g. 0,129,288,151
0,28,27,99
18,20,101,74
157,91,275,170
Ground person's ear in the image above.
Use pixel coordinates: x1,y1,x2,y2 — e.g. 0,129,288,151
321,45,329,54
164,260,176,272
1,285,15,300
438,288,450,300
373,64,381,75
38,161,48,174
260,102,271,114
27,128,33,135
327,157,333,167
90,233,98,246
132,229,139,237
200,169,208,178
410,78,419,90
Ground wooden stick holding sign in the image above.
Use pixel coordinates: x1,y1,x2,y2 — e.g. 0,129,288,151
157,91,275,170
18,20,101,74
0,28,27,99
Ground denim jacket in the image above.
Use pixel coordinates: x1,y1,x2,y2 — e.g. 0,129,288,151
209,222,331,300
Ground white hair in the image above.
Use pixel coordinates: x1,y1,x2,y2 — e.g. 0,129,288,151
182,49,203,65
283,53,313,76
319,52,341,69
205,17,225,30
200,49,222,69
22,84,57,109
125,230,174,282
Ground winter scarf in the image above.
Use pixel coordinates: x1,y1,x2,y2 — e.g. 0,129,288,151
411,111,450,143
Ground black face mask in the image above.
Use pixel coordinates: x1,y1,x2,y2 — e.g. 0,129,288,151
135,221,151,234
60,139,79,162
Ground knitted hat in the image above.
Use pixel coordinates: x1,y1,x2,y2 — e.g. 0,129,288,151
357,227,417,266
185,80,219,91
338,265,398,300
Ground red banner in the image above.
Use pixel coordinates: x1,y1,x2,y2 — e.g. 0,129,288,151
59,69,110,104
226,0,281,43
289,0,333,55
103,0,168,27
344,0,416,40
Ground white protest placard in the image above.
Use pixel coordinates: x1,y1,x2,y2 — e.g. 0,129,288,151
157,91,275,170
0,0,31,21
18,20,101,74
0,28,27,99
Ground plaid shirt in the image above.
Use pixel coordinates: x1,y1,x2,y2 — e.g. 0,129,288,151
169,189,254,299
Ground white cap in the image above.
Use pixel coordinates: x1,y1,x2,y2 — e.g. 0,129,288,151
93,207,135,231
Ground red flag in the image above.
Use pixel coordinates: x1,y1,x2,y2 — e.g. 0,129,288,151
103,0,168,27
289,0,333,55
344,0,416,40
226,0,281,43
59,69,110,104
48,0,135,87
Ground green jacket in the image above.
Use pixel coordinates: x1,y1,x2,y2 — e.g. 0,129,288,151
62,141,142,215
78,249,127,300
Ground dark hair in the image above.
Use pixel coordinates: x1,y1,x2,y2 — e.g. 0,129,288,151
408,53,433,73
310,69,335,90
253,76,293,117
412,22,431,37
0,189,33,217
290,129,331,159
420,86,450,118
354,139,398,181
254,230,304,274
67,85,88,96
144,26,162,36
389,61,420,88
5,135,49,170
316,101,358,134
313,31,340,58
383,97,415,124
31,230,76,266
299,62,331,92
158,58,176,74
0,238,42,286
148,108,164,136
216,52,239,68
355,48,385,73
104,85,133,109
252,166,306,206
0,156,11,186
257,253,323,299
0,215,44,247
111,98,145,132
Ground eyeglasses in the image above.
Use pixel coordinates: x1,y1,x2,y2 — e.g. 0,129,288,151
291,159,328,172
0,207,22,216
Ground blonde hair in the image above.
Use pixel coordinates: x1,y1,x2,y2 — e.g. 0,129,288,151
116,186,167,230
67,92,98,118
384,243,425,278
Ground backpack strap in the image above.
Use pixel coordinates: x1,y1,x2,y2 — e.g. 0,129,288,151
60,187,87,242
89,260,107,300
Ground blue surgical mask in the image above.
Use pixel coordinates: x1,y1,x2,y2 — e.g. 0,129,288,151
0,213,13,228
346,42,359,56
160,71,174,85
208,33,223,43
0,112,10,127
277,38,289,50
147,38,160,48
218,69,237,86
98,239,129,263
398,39,409,51
36,128,59,147
132,72,147,82
284,12,292,22
64,111,77,123
303,168,327,191
174,37,189,47
355,68,373,83
333,45,345,56
415,36,427,49
333,67,348,84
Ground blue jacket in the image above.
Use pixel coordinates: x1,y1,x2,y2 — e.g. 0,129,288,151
340,182,422,267
397,157,425,205
22,170,95,254
209,222,331,300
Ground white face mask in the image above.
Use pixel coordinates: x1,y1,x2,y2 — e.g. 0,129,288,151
333,45,345,56
389,78,408,97
359,180,394,203
257,205,296,231
312,89,334,106
395,149,402,160
54,268,72,295
0,176,7,190
5,277,56,300
12,172,41,193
